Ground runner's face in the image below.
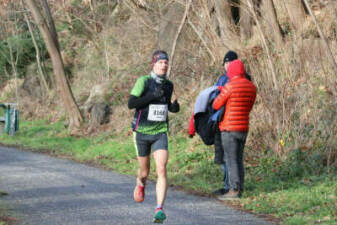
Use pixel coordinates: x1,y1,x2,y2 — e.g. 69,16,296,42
153,59,169,76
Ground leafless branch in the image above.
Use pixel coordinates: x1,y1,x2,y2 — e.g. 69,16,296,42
187,17,216,63
167,0,192,78
246,0,279,91
302,0,337,77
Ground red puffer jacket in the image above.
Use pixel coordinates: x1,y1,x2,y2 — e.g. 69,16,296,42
213,60,256,132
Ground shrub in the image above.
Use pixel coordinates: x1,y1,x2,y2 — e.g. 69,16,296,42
0,31,46,81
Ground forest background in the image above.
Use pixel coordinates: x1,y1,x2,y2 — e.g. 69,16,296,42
0,0,336,225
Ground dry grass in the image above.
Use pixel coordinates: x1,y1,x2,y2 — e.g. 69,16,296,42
57,1,336,167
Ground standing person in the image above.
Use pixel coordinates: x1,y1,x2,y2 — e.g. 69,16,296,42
128,50,180,223
188,51,251,196
213,59,256,200
212,51,239,196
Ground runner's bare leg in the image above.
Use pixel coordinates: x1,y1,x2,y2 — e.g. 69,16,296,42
137,156,150,186
153,150,168,206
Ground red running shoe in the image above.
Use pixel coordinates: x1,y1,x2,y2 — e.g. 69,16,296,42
133,184,145,203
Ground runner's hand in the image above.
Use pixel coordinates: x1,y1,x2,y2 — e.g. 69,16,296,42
172,99,179,107
169,99,180,112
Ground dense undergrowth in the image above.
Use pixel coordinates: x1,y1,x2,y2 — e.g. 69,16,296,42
1,1,336,167
0,120,336,225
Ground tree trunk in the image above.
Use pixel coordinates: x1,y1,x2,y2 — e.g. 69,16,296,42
8,39,19,105
40,0,60,51
157,2,185,52
24,0,83,129
187,17,216,63
213,0,237,45
284,0,306,32
23,11,50,94
167,0,192,78
302,0,337,87
247,0,278,91
262,0,283,45
239,0,253,41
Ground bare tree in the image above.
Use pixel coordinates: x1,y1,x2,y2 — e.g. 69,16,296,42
302,0,337,91
157,1,184,53
167,0,192,78
283,0,306,32
191,0,237,59
0,2,21,102
40,0,59,51
213,0,237,45
262,0,283,45
24,0,83,129
239,0,253,41
246,0,278,91
23,9,49,94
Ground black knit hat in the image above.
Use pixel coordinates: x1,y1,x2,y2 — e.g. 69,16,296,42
223,51,238,65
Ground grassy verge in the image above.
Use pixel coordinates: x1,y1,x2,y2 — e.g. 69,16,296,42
0,120,336,225
0,212,14,225
0,191,14,225
0,207,7,225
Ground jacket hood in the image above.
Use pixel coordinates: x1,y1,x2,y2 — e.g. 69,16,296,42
227,59,245,80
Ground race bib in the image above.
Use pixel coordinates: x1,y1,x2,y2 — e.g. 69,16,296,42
148,104,168,122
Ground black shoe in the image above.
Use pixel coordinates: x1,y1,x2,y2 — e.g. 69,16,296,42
212,188,229,195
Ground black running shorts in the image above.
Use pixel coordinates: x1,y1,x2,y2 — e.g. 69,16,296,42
133,132,168,157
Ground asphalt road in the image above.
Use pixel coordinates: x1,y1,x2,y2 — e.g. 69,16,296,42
0,146,273,225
